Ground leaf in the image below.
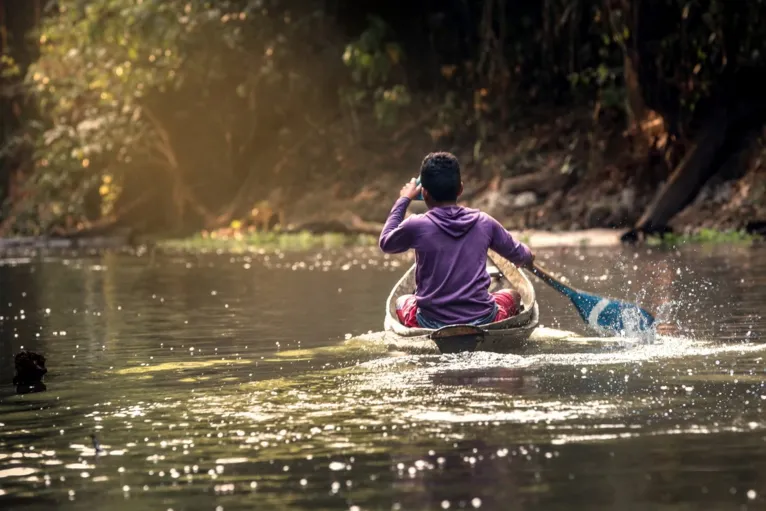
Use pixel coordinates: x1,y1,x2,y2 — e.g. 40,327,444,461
596,64,609,84
385,43,401,64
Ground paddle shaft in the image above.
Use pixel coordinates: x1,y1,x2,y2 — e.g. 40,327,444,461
527,263,576,299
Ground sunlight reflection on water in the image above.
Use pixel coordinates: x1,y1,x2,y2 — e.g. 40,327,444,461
1,246,766,509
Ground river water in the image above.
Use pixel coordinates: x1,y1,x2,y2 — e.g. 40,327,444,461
1,245,765,510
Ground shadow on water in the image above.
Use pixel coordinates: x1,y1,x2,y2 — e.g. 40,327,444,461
0,246,765,510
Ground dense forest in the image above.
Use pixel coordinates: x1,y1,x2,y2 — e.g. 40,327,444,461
1,0,765,239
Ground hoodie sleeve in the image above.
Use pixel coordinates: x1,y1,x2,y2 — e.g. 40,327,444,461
487,215,532,266
379,197,415,254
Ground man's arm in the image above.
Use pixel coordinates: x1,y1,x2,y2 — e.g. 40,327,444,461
379,178,422,254
379,197,414,253
488,216,534,267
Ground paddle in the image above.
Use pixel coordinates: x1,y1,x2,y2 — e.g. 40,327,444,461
527,263,655,335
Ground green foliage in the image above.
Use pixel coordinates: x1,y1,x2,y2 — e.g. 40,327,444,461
597,0,766,120
159,230,376,253
6,0,766,238
342,17,401,87
647,228,761,247
0,54,21,79
568,64,626,110
341,17,410,128
11,0,333,234
373,84,411,127
566,5,627,114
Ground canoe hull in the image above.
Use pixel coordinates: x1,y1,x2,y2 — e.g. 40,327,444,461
383,252,540,353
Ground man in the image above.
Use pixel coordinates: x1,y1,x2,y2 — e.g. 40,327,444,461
379,152,534,328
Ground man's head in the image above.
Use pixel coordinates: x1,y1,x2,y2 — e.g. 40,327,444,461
419,152,463,205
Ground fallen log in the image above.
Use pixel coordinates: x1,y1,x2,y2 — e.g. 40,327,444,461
632,110,729,234
501,167,575,195
50,192,153,242
285,211,384,236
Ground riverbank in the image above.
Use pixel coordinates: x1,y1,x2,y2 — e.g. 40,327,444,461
4,104,765,242
221,109,766,243
1,107,763,255
0,226,759,257
152,227,757,252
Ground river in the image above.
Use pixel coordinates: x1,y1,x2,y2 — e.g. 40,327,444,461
1,245,765,510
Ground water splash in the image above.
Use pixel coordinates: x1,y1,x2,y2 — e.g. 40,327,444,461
361,333,766,373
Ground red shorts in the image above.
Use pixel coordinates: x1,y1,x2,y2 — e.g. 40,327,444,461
395,290,519,328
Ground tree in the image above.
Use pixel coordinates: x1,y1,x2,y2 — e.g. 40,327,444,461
11,0,339,234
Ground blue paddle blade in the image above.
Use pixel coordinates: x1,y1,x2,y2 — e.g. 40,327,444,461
568,290,655,335
529,264,655,336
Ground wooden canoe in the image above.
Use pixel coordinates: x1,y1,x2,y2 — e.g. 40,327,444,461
383,251,540,353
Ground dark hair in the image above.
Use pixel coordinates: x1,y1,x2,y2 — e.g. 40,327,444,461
419,152,461,201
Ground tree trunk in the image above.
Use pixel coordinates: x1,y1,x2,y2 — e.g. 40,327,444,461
627,103,766,239
633,110,729,232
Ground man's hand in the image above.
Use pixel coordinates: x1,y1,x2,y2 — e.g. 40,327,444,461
400,178,422,200
525,252,536,269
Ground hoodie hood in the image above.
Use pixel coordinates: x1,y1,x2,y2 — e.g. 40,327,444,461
425,206,481,238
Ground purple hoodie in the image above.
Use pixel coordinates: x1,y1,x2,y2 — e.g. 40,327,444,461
379,197,533,326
